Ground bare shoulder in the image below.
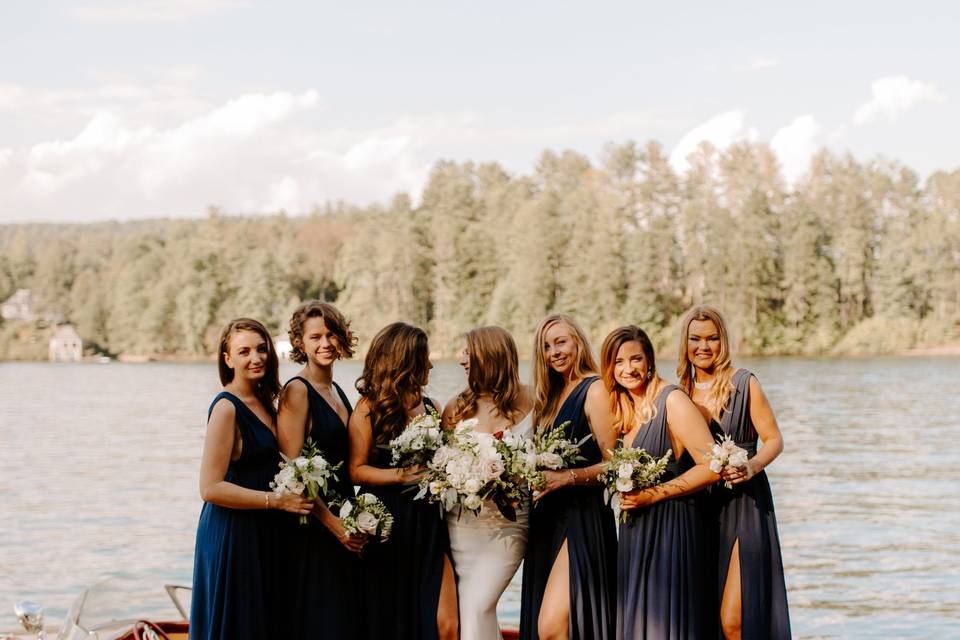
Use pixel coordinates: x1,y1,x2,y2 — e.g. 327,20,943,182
585,377,607,402
665,386,694,411
352,396,372,420
280,377,309,404
208,395,237,422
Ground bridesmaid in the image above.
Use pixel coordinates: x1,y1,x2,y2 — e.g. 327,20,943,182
277,301,364,639
601,325,718,640
347,322,459,640
519,314,618,640
442,325,535,640
190,318,312,640
677,305,791,639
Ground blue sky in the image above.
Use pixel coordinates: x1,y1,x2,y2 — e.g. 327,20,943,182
0,1,956,222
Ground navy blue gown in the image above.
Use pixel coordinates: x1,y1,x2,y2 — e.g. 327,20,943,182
279,377,359,639
710,369,791,639
617,385,702,640
190,392,280,640
357,398,450,640
520,376,618,640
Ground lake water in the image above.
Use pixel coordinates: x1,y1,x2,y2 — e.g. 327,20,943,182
1,358,959,638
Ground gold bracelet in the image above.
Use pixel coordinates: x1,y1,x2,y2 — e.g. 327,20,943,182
568,469,577,485
264,492,270,510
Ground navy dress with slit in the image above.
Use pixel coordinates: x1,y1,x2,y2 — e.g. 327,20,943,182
190,392,280,640
357,398,450,640
519,376,618,640
710,369,791,639
616,385,702,640
278,377,359,639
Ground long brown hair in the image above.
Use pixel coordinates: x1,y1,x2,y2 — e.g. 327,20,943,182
532,314,598,431
677,305,735,421
287,300,357,363
356,322,431,444
600,325,662,435
452,326,524,424
217,318,281,418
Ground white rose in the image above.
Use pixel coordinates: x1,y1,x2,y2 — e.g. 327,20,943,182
459,418,480,430
293,457,309,470
615,477,634,493
618,463,635,479
429,481,444,495
356,511,379,534
339,501,353,518
538,452,564,469
463,478,482,494
481,457,505,480
427,427,442,441
709,459,724,474
464,494,482,511
360,493,377,503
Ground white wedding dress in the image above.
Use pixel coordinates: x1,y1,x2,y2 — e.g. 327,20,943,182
447,412,532,640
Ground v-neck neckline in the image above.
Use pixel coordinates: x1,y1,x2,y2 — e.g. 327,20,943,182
300,378,350,430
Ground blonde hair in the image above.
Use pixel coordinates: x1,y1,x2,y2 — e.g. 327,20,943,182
531,314,598,431
600,325,662,435
452,326,524,424
677,305,735,421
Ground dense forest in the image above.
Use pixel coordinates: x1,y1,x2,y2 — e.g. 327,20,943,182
1,140,959,360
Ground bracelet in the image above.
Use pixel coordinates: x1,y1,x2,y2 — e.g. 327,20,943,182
264,492,270,510
568,469,577,486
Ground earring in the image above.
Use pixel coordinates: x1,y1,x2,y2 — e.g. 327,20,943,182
647,370,654,380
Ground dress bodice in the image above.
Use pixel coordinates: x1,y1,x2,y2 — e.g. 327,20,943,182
284,376,353,496
552,376,602,465
718,368,759,455
630,384,693,482
207,391,280,491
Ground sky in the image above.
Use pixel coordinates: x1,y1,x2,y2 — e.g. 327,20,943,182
0,1,956,223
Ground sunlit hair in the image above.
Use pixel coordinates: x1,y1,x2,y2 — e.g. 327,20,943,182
356,322,431,445
287,300,357,364
217,318,281,418
677,304,735,421
532,314,598,432
452,326,524,424
600,325,662,435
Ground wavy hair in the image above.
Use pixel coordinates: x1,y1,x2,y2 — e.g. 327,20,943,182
452,326,524,424
677,304,735,421
531,314,598,431
600,325,662,435
287,300,357,363
356,322,431,445
217,318,281,418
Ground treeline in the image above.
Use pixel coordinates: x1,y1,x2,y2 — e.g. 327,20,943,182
1,141,958,360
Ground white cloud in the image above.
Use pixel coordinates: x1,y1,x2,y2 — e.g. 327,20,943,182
68,0,247,22
750,57,780,70
770,114,821,184
670,110,754,172
853,75,946,125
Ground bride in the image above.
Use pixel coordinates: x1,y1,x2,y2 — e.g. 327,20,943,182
442,325,534,640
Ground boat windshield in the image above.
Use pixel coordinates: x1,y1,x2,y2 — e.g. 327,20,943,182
57,578,188,640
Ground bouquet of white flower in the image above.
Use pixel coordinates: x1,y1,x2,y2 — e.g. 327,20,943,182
270,437,342,525
707,434,750,488
416,419,529,520
336,493,394,542
387,405,445,468
598,445,673,522
527,421,589,491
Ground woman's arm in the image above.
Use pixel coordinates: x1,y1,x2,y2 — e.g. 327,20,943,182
277,379,309,459
199,398,311,515
348,399,421,486
534,379,616,499
620,389,720,510
722,375,784,485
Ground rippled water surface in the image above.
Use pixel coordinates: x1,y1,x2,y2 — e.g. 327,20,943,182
2,358,959,637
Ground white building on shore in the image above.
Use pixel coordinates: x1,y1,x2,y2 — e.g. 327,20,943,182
49,324,83,362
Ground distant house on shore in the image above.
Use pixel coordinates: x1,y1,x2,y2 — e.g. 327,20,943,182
1,289,35,322
49,324,83,362
274,336,293,360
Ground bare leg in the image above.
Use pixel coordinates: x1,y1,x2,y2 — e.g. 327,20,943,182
537,539,570,640
720,539,742,640
437,553,460,640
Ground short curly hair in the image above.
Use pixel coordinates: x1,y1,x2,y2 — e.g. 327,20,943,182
287,300,356,363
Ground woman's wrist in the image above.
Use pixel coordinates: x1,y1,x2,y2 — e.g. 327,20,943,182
264,491,271,510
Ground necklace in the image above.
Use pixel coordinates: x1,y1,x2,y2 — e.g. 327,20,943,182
694,379,713,390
